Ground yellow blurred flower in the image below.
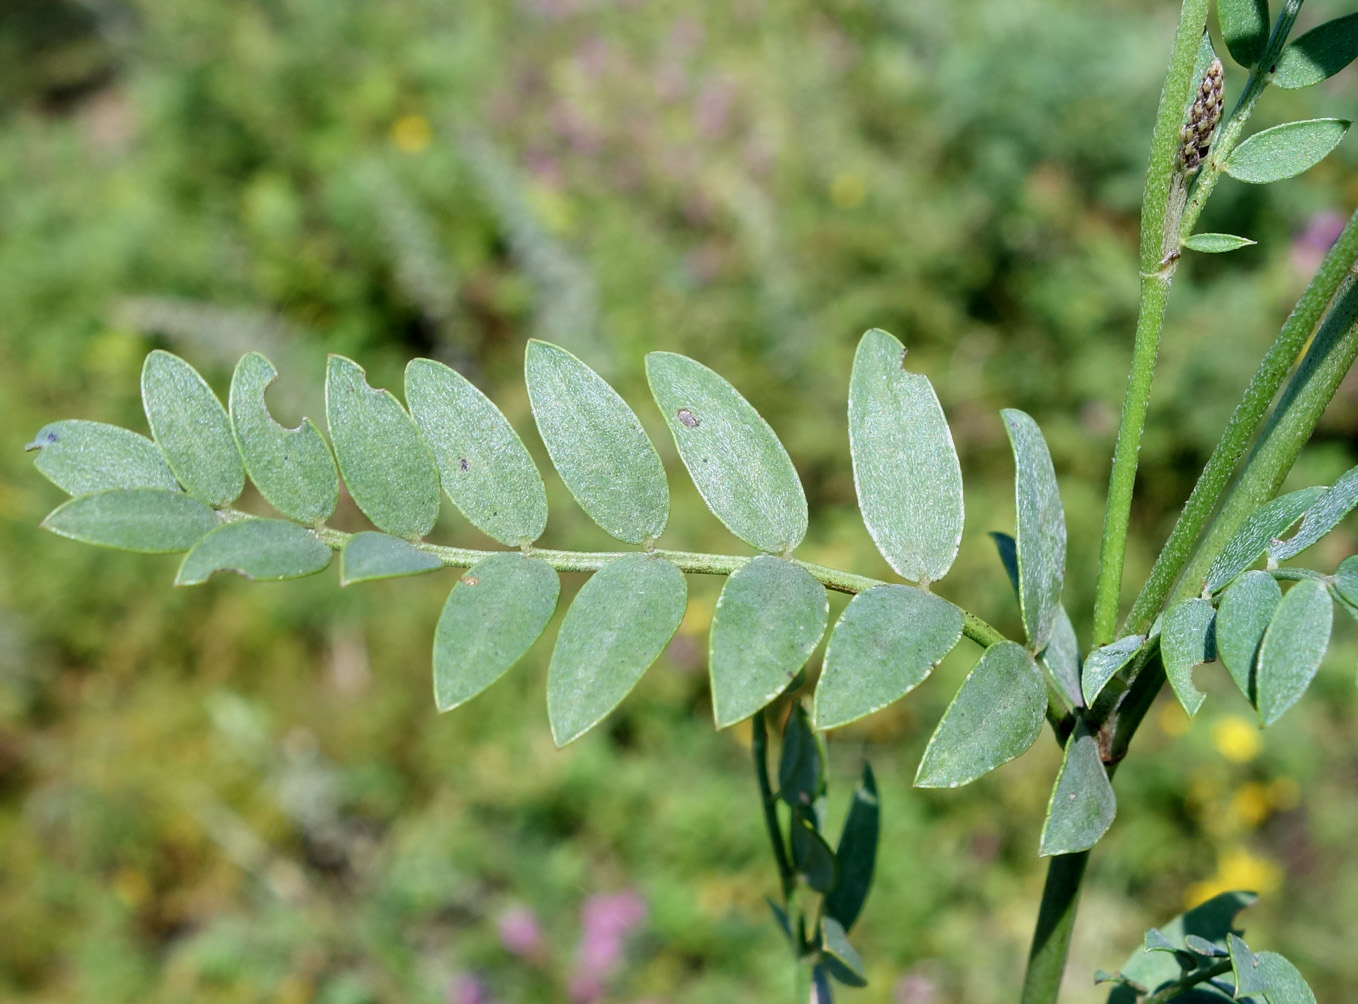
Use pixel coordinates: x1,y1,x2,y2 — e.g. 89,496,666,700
1211,715,1262,763
830,172,866,210
1184,847,1282,909
1228,781,1271,829
390,114,432,153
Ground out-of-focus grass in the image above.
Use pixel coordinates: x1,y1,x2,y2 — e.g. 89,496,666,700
1,1,1356,1001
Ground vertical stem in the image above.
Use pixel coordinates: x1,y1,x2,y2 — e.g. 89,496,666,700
1018,852,1090,1004
753,710,795,900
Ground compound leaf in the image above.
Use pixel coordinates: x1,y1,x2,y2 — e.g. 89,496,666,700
229,352,339,525
1275,13,1358,89
340,531,443,585
1040,723,1116,856
646,351,806,554
547,554,686,745
1256,578,1332,727
1002,409,1066,652
823,763,879,932
1183,233,1257,253
326,355,440,540
525,340,668,544
142,350,245,506
1225,119,1351,184
1218,0,1270,68
1204,487,1325,593
1161,598,1217,717
176,519,332,585
915,641,1046,788
1081,634,1144,706
434,553,559,712
27,420,180,497
42,489,219,553
1216,570,1282,702
814,585,963,730
710,556,827,728
1107,892,1256,1004
1269,464,1358,561
405,357,548,546
847,328,964,584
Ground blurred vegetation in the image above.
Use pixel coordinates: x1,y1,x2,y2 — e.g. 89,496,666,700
1,1,1357,1002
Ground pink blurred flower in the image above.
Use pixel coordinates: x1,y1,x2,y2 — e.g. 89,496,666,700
894,971,938,1004
446,973,498,1004
498,905,546,960
1292,210,1347,274
569,889,648,1003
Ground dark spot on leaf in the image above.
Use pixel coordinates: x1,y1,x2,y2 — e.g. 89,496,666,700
898,348,909,369
460,575,479,586
459,458,469,471
677,408,699,428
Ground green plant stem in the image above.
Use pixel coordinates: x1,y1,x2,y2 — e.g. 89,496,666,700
1124,208,1358,635
1141,959,1234,1004
753,710,795,901
1018,851,1090,1004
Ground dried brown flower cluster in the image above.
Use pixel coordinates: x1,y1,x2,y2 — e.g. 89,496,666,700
1180,57,1225,171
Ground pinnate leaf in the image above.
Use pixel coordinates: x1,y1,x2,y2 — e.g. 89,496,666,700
1002,409,1067,652
526,340,668,544
1256,578,1332,727
709,556,827,728
1040,723,1116,856
1275,13,1358,89
1081,634,1144,706
229,353,338,525
1183,233,1257,253
326,355,440,540
547,555,686,745
915,641,1046,788
1204,487,1324,593
434,554,559,712
823,763,878,932
813,585,963,730
405,357,547,546
847,328,964,584
340,532,442,585
646,351,807,554
1106,892,1256,1004
1225,119,1351,185
27,420,179,496
43,489,219,553
1216,570,1282,702
1161,598,1216,717
142,350,245,506
1269,464,1358,561
1218,0,1270,68
176,519,332,585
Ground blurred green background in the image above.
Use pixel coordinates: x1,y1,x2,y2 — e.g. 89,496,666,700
2,1,1357,1001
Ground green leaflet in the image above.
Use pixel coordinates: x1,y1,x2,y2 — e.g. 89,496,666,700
1203,487,1325,593
646,351,807,554
142,350,245,506
1255,952,1318,1004
791,814,836,893
42,489,219,553
1039,723,1116,856
229,353,338,526
340,532,443,585
1257,578,1332,727
820,917,867,987
813,584,963,730
27,420,180,496
433,554,559,712
525,340,668,544
709,556,827,728
547,554,686,745
1081,634,1144,706
326,355,440,540
1216,570,1282,702
1225,119,1351,185
1106,892,1256,1004
1269,464,1358,561
778,705,824,807
847,328,964,584
822,763,878,932
1217,0,1270,68
405,357,547,546
176,519,332,585
1183,232,1257,253
1229,934,1266,997
1002,409,1066,652
1161,598,1216,717
1337,555,1358,607
1043,605,1084,710
915,641,1046,789
1274,13,1358,89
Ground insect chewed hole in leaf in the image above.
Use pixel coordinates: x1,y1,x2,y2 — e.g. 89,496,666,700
677,408,699,428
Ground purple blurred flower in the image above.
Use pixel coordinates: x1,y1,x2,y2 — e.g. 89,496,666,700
894,971,939,1004
447,973,498,1004
569,889,648,1003
498,905,545,959
1292,210,1347,274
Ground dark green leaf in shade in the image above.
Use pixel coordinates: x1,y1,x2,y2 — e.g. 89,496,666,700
1217,0,1270,68
1081,634,1145,706
228,352,338,525
142,350,245,506
915,641,1046,788
1256,952,1317,1004
176,519,332,585
709,556,828,728
766,899,793,945
813,585,963,729
546,554,686,745
1039,723,1116,856
1106,892,1256,1004
1043,605,1084,709
1001,409,1066,652
791,814,836,893
1256,578,1332,727
1275,13,1358,89
340,531,443,585
847,328,964,584
1336,555,1358,607
646,351,807,554
823,763,879,932
1143,928,1180,954
1162,598,1217,717
434,554,560,712
1184,935,1227,957
820,917,868,988
1229,934,1266,997
1183,233,1257,253
326,355,440,540
525,340,668,544
992,530,1020,593
1203,487,1325,593
1225,119,1351,184
1216,571,1282,701
42,489,219,553
405,357,548,546
1269,465,1358,560
27,420,180,496
778,705,824,808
